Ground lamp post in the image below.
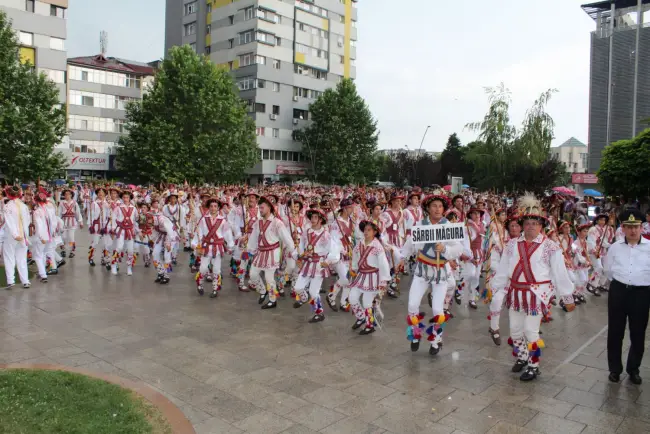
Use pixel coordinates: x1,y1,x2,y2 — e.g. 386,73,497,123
414,125,431,186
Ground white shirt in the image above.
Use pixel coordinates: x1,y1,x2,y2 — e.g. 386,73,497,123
605,238,650,286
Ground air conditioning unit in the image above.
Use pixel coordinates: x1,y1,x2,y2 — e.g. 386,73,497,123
293,119,299,125
270,114,277,120
292,96,299,102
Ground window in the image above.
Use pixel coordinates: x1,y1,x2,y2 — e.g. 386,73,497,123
274,150,282,160
256,127,265,136
275,37,281,46
184,22,197,36
581,153,588,169
229,15,234,25
126,74,141,89
50,37,65,51
244,99,253,111
296,44,309,54
263,149,270,159
25,0,34,12
255,55,266,65
19,32,33,46
272,105,280,115
272,82,280,92
81,70,89,81
339,15,345,24
282,151,288,161
205,46,211,55
256,79,265,89
40,68,65,84
228,61,234,70
292,152,299,161
50,5,66,18
239,30,253,45
238,76,255,91
293,109,308,120
189,42,196,52
257,8,279,23
184,1,197,15
206,24,211,34
255,103,266,113
81,96,94,106
272,128,280,138
239,52,254,66
244,6,254,20
256,31,274,44
228,38,234,48
339,55,344,64
272,59,280,69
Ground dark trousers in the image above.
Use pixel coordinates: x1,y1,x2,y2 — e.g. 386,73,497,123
607,280,650,375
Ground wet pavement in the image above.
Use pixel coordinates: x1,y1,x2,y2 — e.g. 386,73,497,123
0,233,648,434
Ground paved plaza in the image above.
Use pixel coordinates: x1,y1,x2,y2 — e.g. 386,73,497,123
0,234,649,434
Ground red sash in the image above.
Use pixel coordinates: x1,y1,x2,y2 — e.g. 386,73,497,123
117,206,135,240
201,216,225,255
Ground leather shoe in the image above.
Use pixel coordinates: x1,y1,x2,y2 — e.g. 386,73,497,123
628,373,642,385
608,372,620,383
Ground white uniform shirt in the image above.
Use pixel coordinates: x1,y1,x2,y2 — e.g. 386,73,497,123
605,238,650,286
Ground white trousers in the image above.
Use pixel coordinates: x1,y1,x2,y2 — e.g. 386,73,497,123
294,275,324,314
32,241,48,278
328,260,350,305
489,289,507,330
152,242,172,277
407,275,448,347
62,228,76,252
461,261,481,303
250,266,279,301
3,241,29,285
509,309,542,368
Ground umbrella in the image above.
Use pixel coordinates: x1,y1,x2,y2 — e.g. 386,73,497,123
462,184,470,188
583,188,602,197
552,186,576,196
127,184,136,190
442,185,452,191
54,179,67,186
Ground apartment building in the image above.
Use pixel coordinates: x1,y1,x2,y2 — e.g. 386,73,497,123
165,0,359,183
0,0,67,103
550,137,589,174
64,55,156,181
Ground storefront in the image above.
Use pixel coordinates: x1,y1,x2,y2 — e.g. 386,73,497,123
571,173,600,196
60,150,110,181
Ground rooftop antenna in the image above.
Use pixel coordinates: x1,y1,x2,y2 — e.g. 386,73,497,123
100,31,108,57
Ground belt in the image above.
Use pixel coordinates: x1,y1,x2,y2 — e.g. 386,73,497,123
417,253,447,268
510,280,551,290
612,279,649,290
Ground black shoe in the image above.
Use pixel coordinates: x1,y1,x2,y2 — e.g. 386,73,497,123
197,285,204,296
427,292,433,308
579,295,587,304
105,264,111,271
489,328,501,346
352,319,364,330
261,301,277,309
309,314,325,323
512,359,528,373
326,296,339,312
411,340,420,352
258,294,266,305
469,300,477,310
160,277,170,284
89,259,95,267
574,297,582,305
4,283,14,290
23,283,31,289
144,263,150,268
444,309,454,319
599,286,609,292
61,251,66,258
319,288,326,294
628,373,642,385
27,259,35,266
293,301,303,309
57,260,66,268
387,289,398,299
155,275,162,283
279,289,286,297
40,277,48,283
587,285,601,297
46,269,58,275
429,345,440,356
210,290,218,298
520,366,539,382
608,372,620,383
69,252,75,258
172,259,177,265
359,326,375,335
454,291,462,305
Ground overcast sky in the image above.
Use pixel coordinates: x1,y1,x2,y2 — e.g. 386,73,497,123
67,0,596,152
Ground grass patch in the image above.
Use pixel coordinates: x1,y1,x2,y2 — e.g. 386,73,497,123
0,369,172,434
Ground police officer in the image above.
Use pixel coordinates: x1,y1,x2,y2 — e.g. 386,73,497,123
605,209,650,385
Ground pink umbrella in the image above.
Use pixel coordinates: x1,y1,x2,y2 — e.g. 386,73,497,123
443,185,452,191
127,184,136,190
552,186,576,196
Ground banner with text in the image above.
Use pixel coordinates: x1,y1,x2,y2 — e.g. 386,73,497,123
411,223,466,245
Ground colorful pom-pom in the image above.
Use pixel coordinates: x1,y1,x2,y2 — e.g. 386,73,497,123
507,337,514,346
537,339,545,348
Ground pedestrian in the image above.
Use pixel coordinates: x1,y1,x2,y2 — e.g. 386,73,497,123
605,209,650,385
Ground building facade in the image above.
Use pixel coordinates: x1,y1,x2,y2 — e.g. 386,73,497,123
582,0,650,172
550,137,589,174
65,55,156,181
165,0,359,183
0,0,67,104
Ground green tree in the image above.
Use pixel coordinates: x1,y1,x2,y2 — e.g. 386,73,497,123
0,11,66,182
294,78,379,185
116,45,258,184
438,133,474,186
597,128,650,199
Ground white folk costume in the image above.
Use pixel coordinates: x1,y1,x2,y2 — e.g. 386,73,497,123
572,234,591,302
87,192,110,266
247,207,296,309
192,206,235,298
461,214,485,307
327,204,359,311
490,194,574,381
231,201,260,290
486,219,510,337
381,204,406,296
348,228,391,334
58,196,83,258
404,198,424,274
401,195,463,355
558,229,578,300
162,198,185,263
2,188,31,287
109,200,139,276
137,209,154,267
293,211,338,322
282,207,308,290
45,199,62,272
151,211,178,284
587,221,614,292
31,201,53,281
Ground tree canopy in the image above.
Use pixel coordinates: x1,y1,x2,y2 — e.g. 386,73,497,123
597,128,650,199
116,45,259,184
0,10,67,182
294,78,379,185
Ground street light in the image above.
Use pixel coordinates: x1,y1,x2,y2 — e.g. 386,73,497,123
416,125,431,158
414,125,431,186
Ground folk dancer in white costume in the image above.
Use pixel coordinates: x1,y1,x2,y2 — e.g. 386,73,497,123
231,192,260,292
461,207,485,309
2,186,31,289
586,213,614,296
485,208,509,345
192,198,234,298
150,204,178,284
326,198,359,312
162,192,185,265
490,194,575,381
87,187,110,267
137,202,154,268
31,188,56,283
105,187,122,270
401,193,463,356
571,222,593,307
58,188,83,258
293,209,338,323
109,190,139,276
403,190,423,275
381,193,406,298
247,196,296,310
281,198,308,296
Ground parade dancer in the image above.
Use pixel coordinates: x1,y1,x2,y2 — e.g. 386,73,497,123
327,198,358,312
587,213,613,296
282,198,307,295
32,189,53,283
348,220,391,335
247,196,296,309
162,193,184,264
401,193,463,355
558,221,579,305
381,193,406,298
58,188,83,258
571,222,592,306
404,190,423,275
485,208,509,345
461,207,485,309
2,186,31,289
193,198,234,298
151,203,178,284
110,190,139,276
491,194,575,381
87,187,109,267
231,192,260,291
293,209,337,323
105,187,121,270
137,202,154,268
